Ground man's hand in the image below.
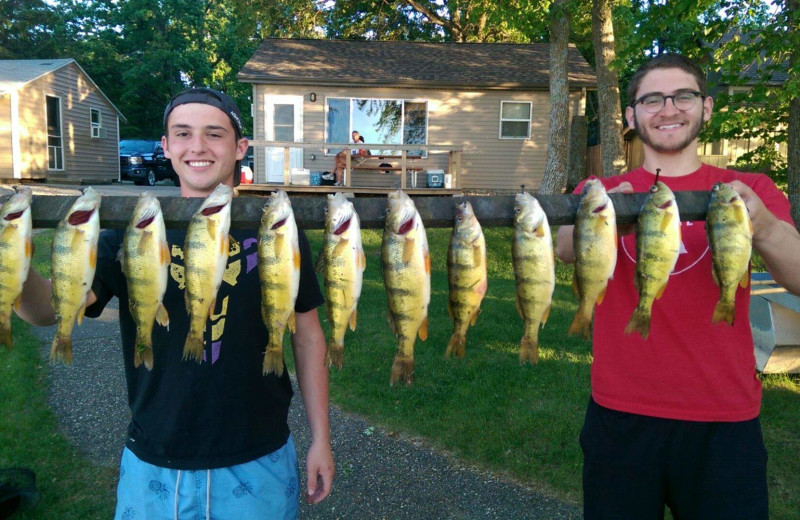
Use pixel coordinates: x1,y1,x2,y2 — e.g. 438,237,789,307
608,182,635,236
305,438,334,504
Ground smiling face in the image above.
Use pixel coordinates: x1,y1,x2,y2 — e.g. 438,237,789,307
162,103,248,197
626,67,713,155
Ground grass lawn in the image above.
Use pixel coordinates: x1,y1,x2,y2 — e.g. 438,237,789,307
1,226,797,518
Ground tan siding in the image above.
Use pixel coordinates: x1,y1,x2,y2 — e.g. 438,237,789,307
0,95,12,177
252,84,588,190
17,80,48,179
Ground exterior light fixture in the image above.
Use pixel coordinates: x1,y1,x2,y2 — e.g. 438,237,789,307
309,92,317,102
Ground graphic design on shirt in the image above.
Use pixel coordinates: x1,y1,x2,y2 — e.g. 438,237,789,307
621,220,709,275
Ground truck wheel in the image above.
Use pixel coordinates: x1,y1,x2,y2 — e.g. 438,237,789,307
146,170,156,186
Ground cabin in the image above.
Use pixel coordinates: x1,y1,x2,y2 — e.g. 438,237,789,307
0,59,125,183
237,38,596,191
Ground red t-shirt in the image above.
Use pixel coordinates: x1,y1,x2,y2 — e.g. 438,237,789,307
576,164,793,421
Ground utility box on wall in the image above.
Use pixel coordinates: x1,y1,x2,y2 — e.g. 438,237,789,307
750,273,800,373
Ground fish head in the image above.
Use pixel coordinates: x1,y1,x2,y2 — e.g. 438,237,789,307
710,182,741,206
65,187,102,226
454,200,477,229
386,190,418,235
198,183,233,218
1,185,33,221
647,181,676,211
261,189,294,231
130,192,163,230
326,192,356,236
579,179,613,217
514,192,545,233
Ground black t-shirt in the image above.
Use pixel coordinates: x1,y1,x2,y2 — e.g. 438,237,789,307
86,227,324,470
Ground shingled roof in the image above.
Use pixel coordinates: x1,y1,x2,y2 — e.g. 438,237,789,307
239,38,597,90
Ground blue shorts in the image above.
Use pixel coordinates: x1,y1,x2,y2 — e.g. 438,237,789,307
114,435,299,520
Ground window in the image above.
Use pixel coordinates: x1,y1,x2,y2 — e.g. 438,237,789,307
325,98,428,155
700,140,723,156
46,96,63,170
500,101,532,139
90,108,102,138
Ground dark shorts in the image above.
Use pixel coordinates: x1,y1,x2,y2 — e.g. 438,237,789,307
581,398,768,520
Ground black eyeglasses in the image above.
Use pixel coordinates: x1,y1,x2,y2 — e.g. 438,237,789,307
632,91,705,114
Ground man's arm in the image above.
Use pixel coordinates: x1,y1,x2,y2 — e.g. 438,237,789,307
291,308,334,504
730,180,800,295
15,268,98,327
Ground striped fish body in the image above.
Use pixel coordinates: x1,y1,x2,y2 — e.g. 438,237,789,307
625,181,682,339
0,186,33,350
706,182,752,325
569,180,617,339
445,200,487,359
381,190,430,385
120,192,170,370
50,187,101,363
258,190,300,376
512,192,554,365
183,184,232,363
320,192,364,369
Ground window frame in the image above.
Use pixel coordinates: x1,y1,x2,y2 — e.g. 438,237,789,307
499,100,532,140
46,95,64,171
90,107,102,138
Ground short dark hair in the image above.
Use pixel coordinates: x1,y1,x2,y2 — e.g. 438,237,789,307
627,54,706,106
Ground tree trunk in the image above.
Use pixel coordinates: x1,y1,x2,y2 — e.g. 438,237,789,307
592,0,626,177
538,0,570,195
566,115,588,193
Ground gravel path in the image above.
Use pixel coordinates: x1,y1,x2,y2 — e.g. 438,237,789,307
35,290,580,519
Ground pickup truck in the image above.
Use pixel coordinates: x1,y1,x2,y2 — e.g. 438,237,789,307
119,140,179,186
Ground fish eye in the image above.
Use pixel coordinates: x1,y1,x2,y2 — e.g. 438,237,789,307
514,207,521,214
649,185,659,194
712,183,721,192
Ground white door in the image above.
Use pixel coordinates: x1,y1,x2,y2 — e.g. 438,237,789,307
265,95,303,183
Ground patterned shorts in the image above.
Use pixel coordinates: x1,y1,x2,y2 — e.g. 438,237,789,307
114,435,299,520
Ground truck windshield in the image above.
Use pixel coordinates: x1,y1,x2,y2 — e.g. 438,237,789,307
120,140,155,154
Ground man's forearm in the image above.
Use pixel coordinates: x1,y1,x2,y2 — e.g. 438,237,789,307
754,219,800,296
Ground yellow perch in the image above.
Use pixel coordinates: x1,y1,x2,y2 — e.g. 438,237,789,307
50,187,101,363
625,181,681,339
381,190,430,385
569,179,617,339
512,192,554,365
706,182,752,325
445,200,487,359
258,190,300,376
318,192,365,369
183,183,232,362
0,186,33,350
120,192,170,369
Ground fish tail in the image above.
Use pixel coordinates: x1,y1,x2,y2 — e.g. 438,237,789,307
624,307,651,339
50,333,73,364
390,353,414,386
325,340,344,370
712,300,735,326
182,329,205,363
0,321,12,351
444,332,466,359
262,339,285,376
519,335,539,365
134,341,154,371
568,306,592,340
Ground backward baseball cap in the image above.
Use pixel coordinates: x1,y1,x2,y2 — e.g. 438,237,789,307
163,87,245,185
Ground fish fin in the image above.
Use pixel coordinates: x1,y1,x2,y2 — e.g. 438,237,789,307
155,303,169,328
13,294,22,312
137,230,151,257
571,276,579,299
275,232,285,257
739,271,749,289
76,303,87,326
0,321,12,350
444,333,466,359
655,281,668,300
447,300,454,322
711,266,720,287
182,331,205,363
134,342,154,371
220,233,228,256
535,224,546,238
161,241,171,265
349,309,357,331
262,344,285,376
325,341,344,370
418,316,428,341
568,308,592,340
0,225,14,243
293,248,301,270
596,285,608,305
748,218,754,235
660,211,673,233
89,242,98,270
206,218,216,239
473,244,483,267
515,296,524,319
25,237,33,259
359,248,367,270
519,336,539,365
333,237,348,257
541,304,551,327
387,310,397,334
403,237,415,264
734,203,748,226
594,215,607,234
314,252,325,273
50,334,73,365
390,354,414,386
624,308,651,339
712,300,736,326
207,298,217,318
424,250,431,274
288,311,297,334
470,307,481,326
